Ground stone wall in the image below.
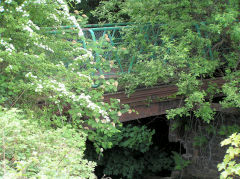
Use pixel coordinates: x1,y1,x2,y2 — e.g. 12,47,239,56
168,112,240,179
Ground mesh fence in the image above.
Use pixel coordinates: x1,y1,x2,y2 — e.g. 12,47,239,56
83,26,130,74
45,23,217,76
44,24,164,75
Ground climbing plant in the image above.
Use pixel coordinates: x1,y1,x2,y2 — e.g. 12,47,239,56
93,0,240,176
93,0,240,123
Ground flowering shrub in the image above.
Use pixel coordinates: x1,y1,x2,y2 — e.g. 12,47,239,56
0,0,125,172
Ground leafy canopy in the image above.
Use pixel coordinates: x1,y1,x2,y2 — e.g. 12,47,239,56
0,0,126,152
93,0,240,123
0,0,128,177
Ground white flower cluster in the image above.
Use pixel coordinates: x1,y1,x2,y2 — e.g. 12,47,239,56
35,83,43,92
34,79,110,123
23,20,40,37
75,93,110,123
77,72,91,80
33,0,46,3
0,39,15,54
27,20,40,30
5,0,13,3
34,42,54,53
55,0,84,37
56,61,65,67
50,14,60,23
0,6,4,12
68,16,84,37
52,1,94,64
16,3,25,12
23,26,34,36
74,53,93,62
73,47,94,61
15,2,31,19
73,47,86,52
25,72,38,79
8,65,13,70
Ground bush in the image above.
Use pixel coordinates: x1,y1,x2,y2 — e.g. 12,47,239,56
0,107,96,178
0,0,124,153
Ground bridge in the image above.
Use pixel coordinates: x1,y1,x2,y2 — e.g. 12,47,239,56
48,23,234,122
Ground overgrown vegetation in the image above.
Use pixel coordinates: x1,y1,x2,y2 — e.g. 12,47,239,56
86,124,174,179
0,0,125,177
92,0,240,177
0,0,239,178
94,0,239,121
0,108,96,178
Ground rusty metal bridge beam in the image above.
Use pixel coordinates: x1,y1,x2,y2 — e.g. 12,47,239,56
103,78,239,122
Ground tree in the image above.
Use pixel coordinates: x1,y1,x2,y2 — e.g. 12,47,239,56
93,0,240,177
93,0,240,122
0,0,125,177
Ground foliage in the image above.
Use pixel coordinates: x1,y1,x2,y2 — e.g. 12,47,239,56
70,0,101,24
221,76,240,108
101,150,146,179
144,147,173,174
0,107,96,178
93,0,240,123
93,2,240,174
193,135,208,147
100,149,172,179
86,124,155,178
110,124,155,152
172,151,190,171
1,0,239,177
92,0,128,23
218,125,240,137
98,147,173,179
218,133,240,179
85,125,172,179
0,0,125,153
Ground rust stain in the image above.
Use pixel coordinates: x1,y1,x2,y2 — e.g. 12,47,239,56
104,78,228,122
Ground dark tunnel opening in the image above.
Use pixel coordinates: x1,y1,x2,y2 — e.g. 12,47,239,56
85,114,186,178
124,115,186,177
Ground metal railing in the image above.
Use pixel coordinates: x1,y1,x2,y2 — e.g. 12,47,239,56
45,23,214,78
